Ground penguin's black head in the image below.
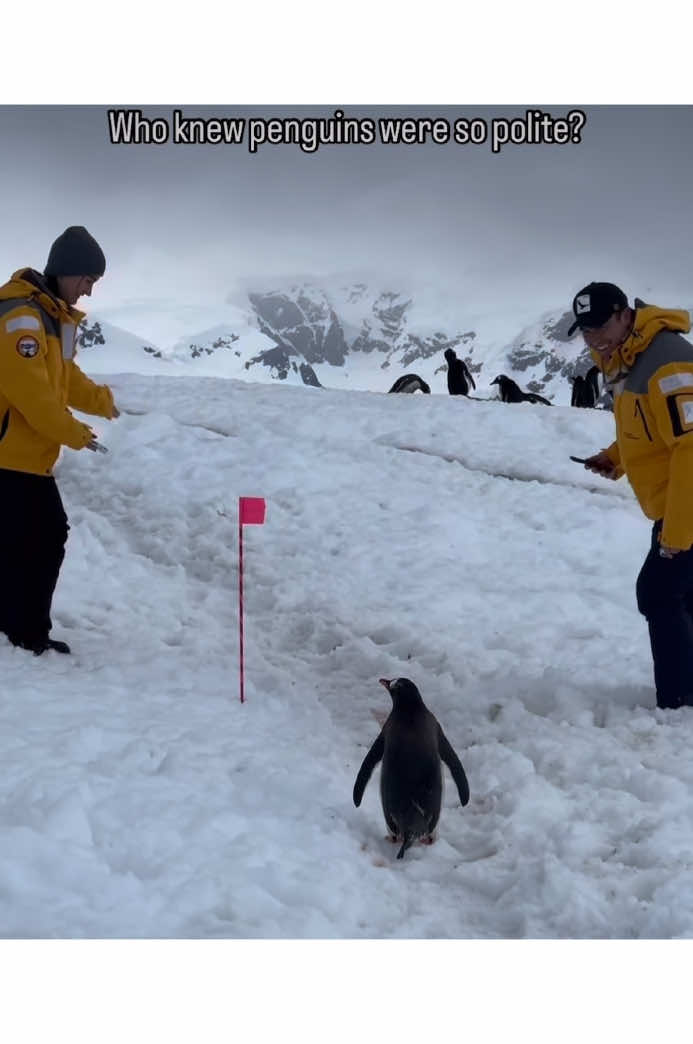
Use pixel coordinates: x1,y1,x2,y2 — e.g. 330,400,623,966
379,677,424,707
491,375,501,385
444,348,456,362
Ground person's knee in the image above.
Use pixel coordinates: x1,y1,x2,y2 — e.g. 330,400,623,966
637,564,693,618
636,560,677,616
42,519,69,563
636,564,656,616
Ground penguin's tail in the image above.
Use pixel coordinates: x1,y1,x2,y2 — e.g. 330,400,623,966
396,833,414,860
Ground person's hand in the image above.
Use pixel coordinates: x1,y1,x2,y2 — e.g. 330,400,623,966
659,543,683,558
85,433,108,453
111,404,120,419
584,450,620,480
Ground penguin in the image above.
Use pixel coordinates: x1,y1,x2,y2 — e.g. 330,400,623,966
388,374,431,394
585,364,601,407
571,374,586,407
491,374,552,406
353,677,470,859
571,366,601,408
444,348,476,396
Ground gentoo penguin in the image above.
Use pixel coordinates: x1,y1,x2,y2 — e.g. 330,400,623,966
491,374,552,406
353,677,470,859
571,366,601,408
444,348,476,396
388,374,431,394
584,364,601,407
570,374,586,408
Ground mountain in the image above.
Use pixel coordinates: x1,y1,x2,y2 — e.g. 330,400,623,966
79,279,685,404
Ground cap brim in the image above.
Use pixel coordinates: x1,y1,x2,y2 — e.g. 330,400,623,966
567,319,580,336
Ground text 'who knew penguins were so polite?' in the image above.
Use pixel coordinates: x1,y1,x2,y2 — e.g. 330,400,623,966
107,108,588,155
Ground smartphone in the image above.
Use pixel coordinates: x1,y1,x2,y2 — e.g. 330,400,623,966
569,455,588,464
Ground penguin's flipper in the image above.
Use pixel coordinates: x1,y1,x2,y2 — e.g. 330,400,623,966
353,733,385,807
438,728,470,806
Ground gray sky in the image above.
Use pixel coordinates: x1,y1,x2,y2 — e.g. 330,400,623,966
2,105,693,313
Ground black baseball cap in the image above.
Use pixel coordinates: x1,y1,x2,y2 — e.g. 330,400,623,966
568,282,628,336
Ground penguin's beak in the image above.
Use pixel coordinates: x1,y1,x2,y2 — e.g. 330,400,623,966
379,678,392,692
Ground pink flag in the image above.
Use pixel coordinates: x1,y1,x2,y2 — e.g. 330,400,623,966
238,496,266,703
239,496,266,525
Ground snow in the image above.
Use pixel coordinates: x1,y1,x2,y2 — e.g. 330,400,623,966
84,275,595,398
3,359,693,942
84,277,693,408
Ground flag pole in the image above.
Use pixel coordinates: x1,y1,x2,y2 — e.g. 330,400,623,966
239,504,245,703
237,496,266,704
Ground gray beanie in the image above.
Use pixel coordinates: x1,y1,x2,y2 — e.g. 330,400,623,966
44,226,106,277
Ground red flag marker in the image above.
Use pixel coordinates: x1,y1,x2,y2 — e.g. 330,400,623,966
239,497,266,525
238,497,266,703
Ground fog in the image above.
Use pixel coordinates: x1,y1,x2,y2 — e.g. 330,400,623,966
2,105,692,314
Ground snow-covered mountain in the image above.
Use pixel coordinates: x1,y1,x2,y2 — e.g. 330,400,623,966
81,279,692,404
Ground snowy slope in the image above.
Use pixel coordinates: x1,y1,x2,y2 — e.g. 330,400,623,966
79,280,584,398
4,372,693,939
85,278,693,404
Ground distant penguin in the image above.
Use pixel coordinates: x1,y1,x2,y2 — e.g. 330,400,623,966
585,364,601,406
491,374,552,406
571,366,601,408
353,677,470,859
571,374,586,407
444,348,476,396
388,374,431,394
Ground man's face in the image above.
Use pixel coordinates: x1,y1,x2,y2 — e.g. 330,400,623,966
581,309,631,367
56,274,100,306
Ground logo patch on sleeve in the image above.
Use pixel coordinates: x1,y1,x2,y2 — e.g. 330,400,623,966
666,393,693,437
16,335,39,358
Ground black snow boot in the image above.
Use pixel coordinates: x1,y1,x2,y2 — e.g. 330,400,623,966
29,638,71,656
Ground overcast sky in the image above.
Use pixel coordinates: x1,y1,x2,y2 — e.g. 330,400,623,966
2,105,693,314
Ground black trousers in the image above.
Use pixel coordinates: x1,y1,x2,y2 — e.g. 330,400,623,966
0,467,69,649
636,520,693,709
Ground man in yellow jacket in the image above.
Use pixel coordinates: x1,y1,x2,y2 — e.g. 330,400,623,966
570,281,693,709
0,226,118,655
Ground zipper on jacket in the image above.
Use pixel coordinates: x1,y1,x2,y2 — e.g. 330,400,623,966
635,400,653,441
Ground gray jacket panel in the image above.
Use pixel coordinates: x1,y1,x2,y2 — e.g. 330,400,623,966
626,330,693,395
0,296,61,339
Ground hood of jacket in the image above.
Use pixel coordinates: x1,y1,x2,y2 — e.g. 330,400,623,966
591,303,691,378
0,268,86,324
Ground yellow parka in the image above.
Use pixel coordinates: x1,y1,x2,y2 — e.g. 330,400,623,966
0,268,115,476
597,304,693,549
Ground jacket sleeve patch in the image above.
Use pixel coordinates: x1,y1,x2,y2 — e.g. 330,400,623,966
6,314,40,333
666,392,693,437
16,335,40,358
659,372,693,393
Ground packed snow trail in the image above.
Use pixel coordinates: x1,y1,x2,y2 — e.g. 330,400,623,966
1,374,691,938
